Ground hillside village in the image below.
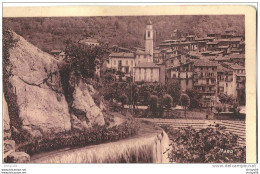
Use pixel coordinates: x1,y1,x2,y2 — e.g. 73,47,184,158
3,15,247,164
52,19,245,110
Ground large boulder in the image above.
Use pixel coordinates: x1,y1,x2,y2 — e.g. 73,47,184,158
71,81,105,130
8,32,71,138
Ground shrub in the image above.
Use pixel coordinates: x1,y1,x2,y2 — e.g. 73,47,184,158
148,95,158,117
162,125,246,163
18,119,140,155
162,94,173,117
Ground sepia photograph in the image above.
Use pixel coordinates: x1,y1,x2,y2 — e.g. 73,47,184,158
2,4,256,166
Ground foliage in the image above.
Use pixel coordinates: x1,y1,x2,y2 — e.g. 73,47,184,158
18,119,140,155
229,102,241,114
186,89,201,109
166,80,181,106
120,94,128,108
3,16,245,52
64,39,106,79
162,94,173,117
162,94,173,109
161,125,246,163
180,93,190,118
215,104,223,114
148,95,159,117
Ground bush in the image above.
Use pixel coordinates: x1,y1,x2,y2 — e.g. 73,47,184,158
18,119,140,155
161,125,246,163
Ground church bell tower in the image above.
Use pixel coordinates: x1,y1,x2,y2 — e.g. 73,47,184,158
145,19,153,62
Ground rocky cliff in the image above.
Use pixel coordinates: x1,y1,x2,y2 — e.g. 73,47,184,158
4,32,105,140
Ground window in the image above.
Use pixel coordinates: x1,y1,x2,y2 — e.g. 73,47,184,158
131,60,133,66
171,60,174,63
148,31,150,38
114,60,116,65
126,60,128,65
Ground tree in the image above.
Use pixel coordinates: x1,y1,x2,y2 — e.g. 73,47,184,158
166,80,181,106
230,102,241,115
64,39,106,80
215,104,223,117
148,95,158,117
127,83,139,113
120,94,128,109
162,94,173,117
186,89,201,109
180,94,190,118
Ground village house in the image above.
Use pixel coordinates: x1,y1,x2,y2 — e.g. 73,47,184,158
107,52,135,74
79,38,100,47
134,62,161,83
167,61,194,92
229,54,245,66
193,60,218,108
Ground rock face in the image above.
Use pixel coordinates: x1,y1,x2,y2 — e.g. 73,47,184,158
71,81,105,131
5,32,104,138
3,96,11,139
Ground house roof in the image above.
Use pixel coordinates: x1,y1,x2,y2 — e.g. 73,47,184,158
230,64,245,70
217,65,229,72
236,73,246,77
136,50,150,55
109,52,135,58
230,54,245,59
209,51,223,55
206,41,219,45
194,60,218,67
218,45,229,49
134,62,160,68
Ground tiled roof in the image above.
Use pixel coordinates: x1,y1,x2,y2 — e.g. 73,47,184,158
135,62,160,68
109,52,135,58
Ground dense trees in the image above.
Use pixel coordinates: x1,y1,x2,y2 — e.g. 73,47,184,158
3,15,245,52
64,39,106,79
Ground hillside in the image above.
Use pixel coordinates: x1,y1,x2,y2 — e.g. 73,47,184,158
3,15,244,53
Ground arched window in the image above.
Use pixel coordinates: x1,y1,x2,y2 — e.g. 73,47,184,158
148,31,150,38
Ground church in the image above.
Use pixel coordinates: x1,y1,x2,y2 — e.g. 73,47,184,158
107,20,165,84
